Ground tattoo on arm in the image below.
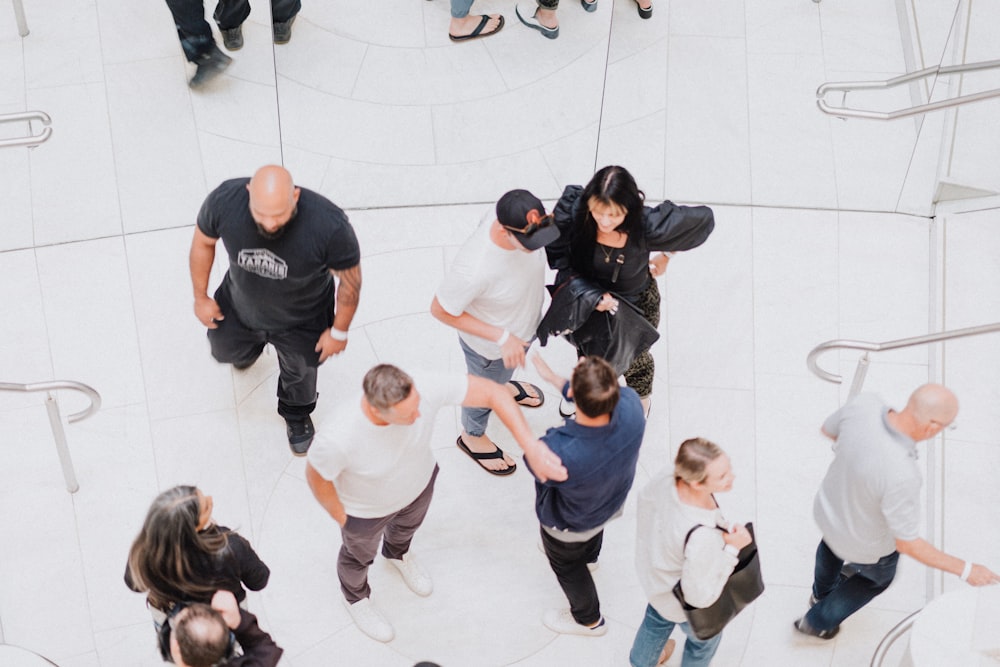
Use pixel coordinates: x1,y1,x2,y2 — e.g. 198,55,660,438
335,265,362,308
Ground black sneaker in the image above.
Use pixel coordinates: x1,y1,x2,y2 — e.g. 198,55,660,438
285,415,315,456
189,45,232,89
221,25,243,51
793,616,839,640
273,16,295,44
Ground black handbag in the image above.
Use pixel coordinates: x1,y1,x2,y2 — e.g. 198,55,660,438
672,522,764,640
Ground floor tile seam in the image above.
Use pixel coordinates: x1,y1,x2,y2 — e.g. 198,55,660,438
233,372,278,410
276,41,606,107
67,490,101,657
23,77,108,93
816,0,842,213
503,632,559,667
235,396,293,546
148,403,241,425
279,120,599,166
360,244,456,260
89,618,151,638
740,7,755,211
605,33,668,66
723,202,933,220
193,121,282,149
596,97,663,132
7,201,937,255
94,5,130,249
353,312,439,331
100,53,185,70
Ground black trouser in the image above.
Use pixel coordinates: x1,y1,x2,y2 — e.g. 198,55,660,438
207,278,331,419
540,527,604,626
163,0,302,61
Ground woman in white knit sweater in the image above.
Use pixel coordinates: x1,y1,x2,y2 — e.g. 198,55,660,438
629,438,752,667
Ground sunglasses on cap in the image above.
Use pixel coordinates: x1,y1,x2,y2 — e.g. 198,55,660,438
501,213,555,237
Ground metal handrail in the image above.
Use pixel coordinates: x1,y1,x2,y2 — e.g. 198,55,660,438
12,0,29,36
0,111,52,149
870,609,921,666
0,380,102,493
817,59,1000,120
807,322,1000,388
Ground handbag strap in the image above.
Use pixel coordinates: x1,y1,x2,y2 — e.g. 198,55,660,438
681,494,724,550
682,523,726,551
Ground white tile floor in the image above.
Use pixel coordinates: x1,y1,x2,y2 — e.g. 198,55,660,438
2,0,1000,665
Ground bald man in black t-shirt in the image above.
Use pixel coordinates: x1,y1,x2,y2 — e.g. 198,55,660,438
189,165,361,455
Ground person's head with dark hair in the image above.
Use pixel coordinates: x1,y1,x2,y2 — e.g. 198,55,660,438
570,356,620,419
169,603,230,667
127,486,228,611
570,166,646,273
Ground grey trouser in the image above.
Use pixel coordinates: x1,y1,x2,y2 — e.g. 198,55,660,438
337,465,439,603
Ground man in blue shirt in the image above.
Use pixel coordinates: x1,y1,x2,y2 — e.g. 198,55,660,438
528,354,646,636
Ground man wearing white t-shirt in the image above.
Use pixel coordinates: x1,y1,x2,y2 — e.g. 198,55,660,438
431,189,560,476
305,363,567,643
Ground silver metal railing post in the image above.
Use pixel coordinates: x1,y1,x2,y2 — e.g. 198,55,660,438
12,0,29,36
44,393,80,493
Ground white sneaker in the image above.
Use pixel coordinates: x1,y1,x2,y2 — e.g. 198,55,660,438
387,552,433,597
543,608,607,636
344,597,395,642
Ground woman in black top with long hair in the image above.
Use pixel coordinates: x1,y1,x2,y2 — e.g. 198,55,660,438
546,166,715,411
125,485,269,622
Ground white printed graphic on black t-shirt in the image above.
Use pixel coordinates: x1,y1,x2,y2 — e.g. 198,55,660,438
238,249,288,280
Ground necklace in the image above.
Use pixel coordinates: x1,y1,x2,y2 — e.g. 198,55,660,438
598,244,613,263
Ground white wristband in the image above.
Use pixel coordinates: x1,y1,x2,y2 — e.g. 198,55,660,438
960,561,973,582
723,544,739,557
496,329,510,346
328,327,349,342
661,251,677,259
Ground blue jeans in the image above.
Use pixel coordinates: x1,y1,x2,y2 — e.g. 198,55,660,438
629,604,722,667
459,338,514,437
805,540,899,631
450,0,474,18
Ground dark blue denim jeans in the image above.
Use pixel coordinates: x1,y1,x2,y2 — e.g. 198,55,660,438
805,540,899,631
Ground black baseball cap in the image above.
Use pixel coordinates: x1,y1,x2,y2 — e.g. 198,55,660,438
496,189,560,251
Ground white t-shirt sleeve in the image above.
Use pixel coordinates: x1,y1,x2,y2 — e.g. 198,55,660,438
416,372,470,412
435,260,486,318
434,223,489,318
307,432,350,482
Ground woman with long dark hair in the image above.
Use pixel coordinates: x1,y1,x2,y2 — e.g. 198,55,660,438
544,166,715,411
125,485,269,622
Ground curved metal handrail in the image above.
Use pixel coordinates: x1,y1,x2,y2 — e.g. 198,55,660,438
817,59,1000,120
870,609,921,666
0,380,102,493
807,323,1000,385
0,380,101,421
0,110,52,148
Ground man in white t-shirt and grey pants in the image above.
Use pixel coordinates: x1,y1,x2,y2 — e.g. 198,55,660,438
796,383,1000,640
305,363,567,643
430,189,560,476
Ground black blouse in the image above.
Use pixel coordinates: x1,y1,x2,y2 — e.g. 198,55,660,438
547,185,716,301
